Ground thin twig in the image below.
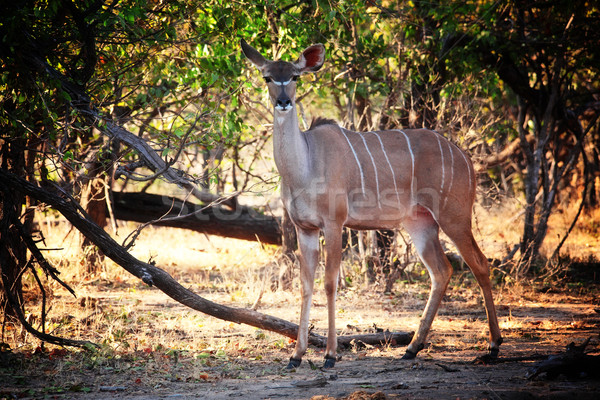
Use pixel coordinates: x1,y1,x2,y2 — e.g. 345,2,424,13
15,219,76,297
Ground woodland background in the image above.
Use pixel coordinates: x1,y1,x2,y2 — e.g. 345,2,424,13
1,0,599,361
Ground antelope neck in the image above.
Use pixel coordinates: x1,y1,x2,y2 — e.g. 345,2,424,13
272,105,311,186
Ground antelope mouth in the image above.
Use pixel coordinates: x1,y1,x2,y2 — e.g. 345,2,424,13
275,105,292,113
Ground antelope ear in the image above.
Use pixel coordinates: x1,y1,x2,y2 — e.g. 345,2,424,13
294,44,325,73
241,39,268,69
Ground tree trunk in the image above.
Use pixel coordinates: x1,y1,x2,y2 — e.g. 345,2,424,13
0,191,26,323
517,97,545,271
0,138,27,323
80,174,107,274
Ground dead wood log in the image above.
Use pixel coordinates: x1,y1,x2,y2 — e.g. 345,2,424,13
0,169,413,349
526,338,600,380
111,191,282,245
337,332,414,349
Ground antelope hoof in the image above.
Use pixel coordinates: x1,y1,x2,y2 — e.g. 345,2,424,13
286,357,302,370
474,345,502,364
475,351,499,364
402,344,424,360
322,355,337,369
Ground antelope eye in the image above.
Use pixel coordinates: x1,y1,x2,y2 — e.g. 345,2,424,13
263,77,272,83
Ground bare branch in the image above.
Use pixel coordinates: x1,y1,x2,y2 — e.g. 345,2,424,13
14,220,76,297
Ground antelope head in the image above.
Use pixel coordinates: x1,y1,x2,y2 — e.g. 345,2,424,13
241,39,325,113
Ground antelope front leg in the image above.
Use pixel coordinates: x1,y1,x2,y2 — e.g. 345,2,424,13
287,228,320,369
322,226,343,369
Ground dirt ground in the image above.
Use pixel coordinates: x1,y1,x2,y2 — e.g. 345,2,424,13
2,278,599,400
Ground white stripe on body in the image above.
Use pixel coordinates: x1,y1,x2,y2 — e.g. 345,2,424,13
339,127,366,194
443,139,455,209
442,141,473,209
359,133,381,208
371,132,401,208
434,133,446,199
457,148,473,194
395,130,415,205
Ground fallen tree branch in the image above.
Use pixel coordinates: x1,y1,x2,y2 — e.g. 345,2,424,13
0,169,413,348
474,353,548,364
337,332,413,349
111,191,282,245
3,21,413,350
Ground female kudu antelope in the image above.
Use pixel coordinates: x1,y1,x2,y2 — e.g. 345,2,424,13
241,39,502,369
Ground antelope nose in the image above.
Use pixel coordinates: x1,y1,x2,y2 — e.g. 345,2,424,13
277,98,291,109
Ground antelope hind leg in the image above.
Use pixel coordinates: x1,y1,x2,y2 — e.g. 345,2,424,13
448,227,503,358
401,208,453,359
